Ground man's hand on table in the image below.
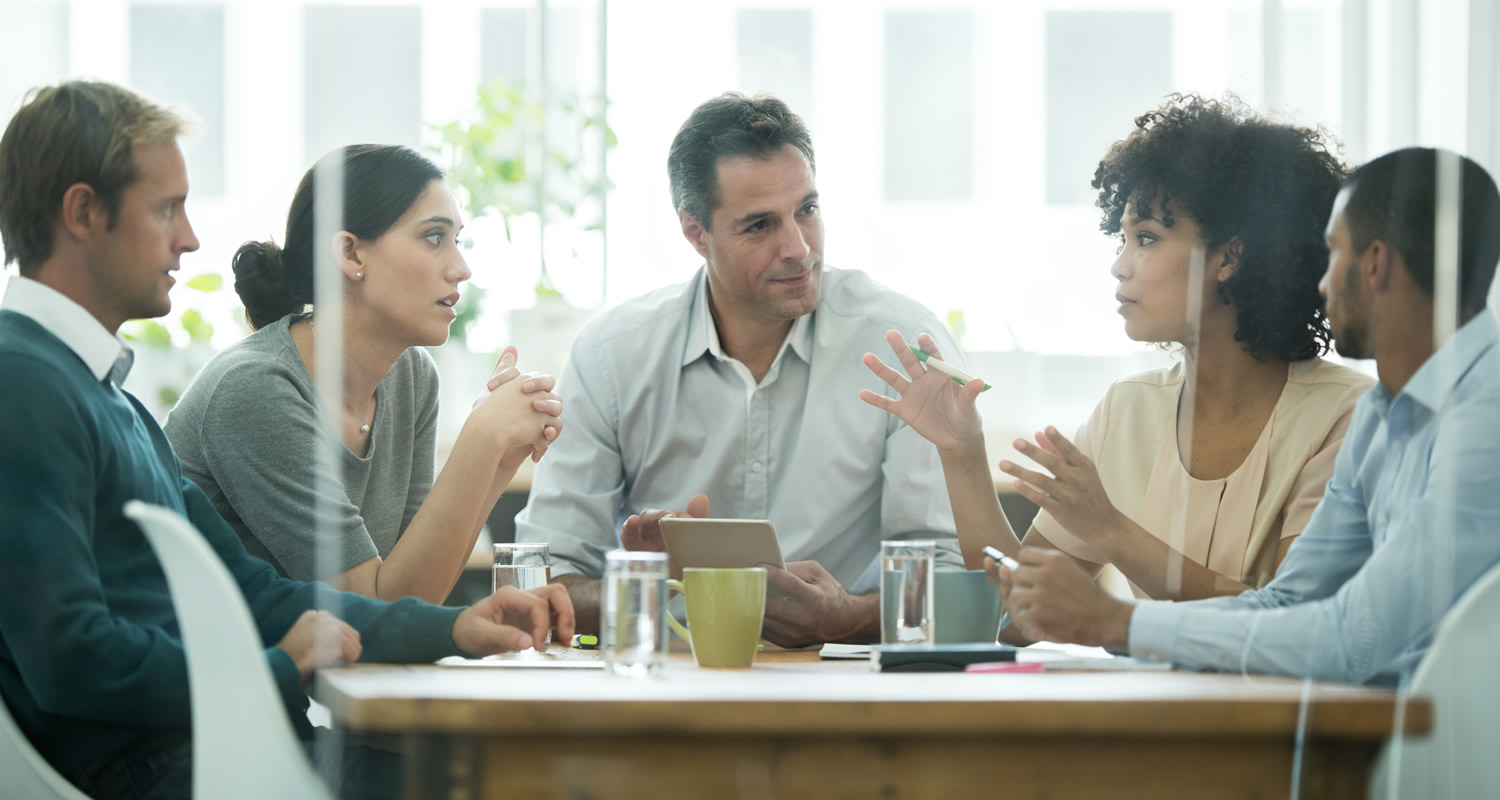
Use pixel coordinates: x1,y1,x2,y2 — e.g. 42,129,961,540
277,609,362,689
620,493,710,552
986,547,1133,650
761,561,877,648
453,584,576,655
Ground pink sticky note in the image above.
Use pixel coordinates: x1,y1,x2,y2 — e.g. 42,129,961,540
965,661,1045,674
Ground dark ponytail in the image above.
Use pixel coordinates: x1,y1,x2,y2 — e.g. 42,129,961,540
231,143,444,330
233,239,310,330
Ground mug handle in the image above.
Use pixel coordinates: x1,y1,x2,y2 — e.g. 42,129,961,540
665,579,691,641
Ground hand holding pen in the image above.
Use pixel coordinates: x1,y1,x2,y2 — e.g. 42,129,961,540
859,330,988,454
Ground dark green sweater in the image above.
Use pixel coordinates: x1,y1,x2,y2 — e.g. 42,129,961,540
0,311,464,775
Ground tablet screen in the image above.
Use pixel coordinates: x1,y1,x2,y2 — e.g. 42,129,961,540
658,518,786,580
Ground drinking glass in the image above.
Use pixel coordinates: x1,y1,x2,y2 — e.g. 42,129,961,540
494,542,552,645
601,550,669,677
880,540,936,645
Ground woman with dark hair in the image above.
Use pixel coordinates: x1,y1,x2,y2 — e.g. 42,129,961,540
165,144,563,604
863,94,1373,601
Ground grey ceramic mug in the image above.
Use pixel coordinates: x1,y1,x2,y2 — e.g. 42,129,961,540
932,570,1005,643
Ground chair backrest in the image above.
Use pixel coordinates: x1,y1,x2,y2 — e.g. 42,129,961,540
0,692,91,800
123,501,331,800
1371,559,1500,799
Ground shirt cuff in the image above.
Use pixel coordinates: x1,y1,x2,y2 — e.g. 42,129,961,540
547,560,589,580
1127,600,1183,663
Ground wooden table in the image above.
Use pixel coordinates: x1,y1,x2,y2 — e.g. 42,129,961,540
316,648,1427,799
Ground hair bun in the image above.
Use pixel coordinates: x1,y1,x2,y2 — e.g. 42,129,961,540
232,239,303,330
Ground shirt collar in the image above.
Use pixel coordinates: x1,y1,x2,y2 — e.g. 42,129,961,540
681,266,814,369
0,275,133,384
1398,311,1498,411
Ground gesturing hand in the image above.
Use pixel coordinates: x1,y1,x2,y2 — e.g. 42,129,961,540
761,561,866,648
859,330,984,453
985,547,1131,649
275,609,362,688
453,584,577,655
620,494,710,553
998,426,1124,548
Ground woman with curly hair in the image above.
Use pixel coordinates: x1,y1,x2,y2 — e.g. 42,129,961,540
863,94,1374,602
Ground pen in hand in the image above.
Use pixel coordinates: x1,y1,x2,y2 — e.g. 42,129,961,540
981,545,1021,572
909,345,993,392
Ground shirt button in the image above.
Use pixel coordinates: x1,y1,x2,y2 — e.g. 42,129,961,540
1378,513,1390,528
754,390,763,399
751,461,763,473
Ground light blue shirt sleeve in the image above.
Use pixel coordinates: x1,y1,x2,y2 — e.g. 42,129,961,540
514,330,626,578
1130,359,1500,685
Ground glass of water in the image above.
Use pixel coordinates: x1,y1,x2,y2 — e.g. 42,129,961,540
601,550,669,677
494,543,552,645
880,540,936,645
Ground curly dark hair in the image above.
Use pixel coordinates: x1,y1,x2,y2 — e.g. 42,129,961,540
1092,93,1347,362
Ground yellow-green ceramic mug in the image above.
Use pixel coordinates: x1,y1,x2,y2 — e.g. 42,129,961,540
666,567,766,668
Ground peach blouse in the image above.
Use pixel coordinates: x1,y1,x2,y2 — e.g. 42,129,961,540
1031,358,1374,597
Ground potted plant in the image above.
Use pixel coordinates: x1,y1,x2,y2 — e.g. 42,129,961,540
432,79,616,375
121,272,226,421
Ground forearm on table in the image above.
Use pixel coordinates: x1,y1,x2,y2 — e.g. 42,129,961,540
464,467,513,556
938,442,1023,569
841,592,882,643
555,573,602,634
376,436,501,604
1100,518,1252,601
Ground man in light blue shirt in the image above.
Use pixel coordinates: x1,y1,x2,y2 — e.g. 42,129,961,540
991,148,1500,685
516,93,964,646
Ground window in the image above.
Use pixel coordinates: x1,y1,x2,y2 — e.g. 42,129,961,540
480,7,528,86
736,9,814,127
0,2,69,118
1043,11,1172,206
130,3,226,197
884,10,974,203
303,4,422,163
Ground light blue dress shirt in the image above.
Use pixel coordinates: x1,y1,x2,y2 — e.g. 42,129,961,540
515,266,964,593
1129,312,1500,685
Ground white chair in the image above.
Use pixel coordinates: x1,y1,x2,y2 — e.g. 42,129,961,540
123,500,332,800
0,691,91,800
1370,560,1500,799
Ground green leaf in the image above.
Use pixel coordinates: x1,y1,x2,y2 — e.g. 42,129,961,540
185,273,222,292
130,320,174,348
180,308,215,342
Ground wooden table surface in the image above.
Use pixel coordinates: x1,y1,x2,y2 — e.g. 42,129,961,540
317,648,1428,799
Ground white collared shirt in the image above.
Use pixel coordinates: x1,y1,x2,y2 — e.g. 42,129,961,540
0,276,133,384
516,266,965,592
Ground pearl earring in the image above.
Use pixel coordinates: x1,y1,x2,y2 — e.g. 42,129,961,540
355,272,363,279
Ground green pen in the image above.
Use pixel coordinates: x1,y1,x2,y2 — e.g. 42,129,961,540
909,345,992,391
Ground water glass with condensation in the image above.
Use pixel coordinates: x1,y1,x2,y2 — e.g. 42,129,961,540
602,550,670,677
880,540,937,645
494,542,552,644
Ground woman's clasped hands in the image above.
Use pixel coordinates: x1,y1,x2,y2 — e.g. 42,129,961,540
469,345,565,469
